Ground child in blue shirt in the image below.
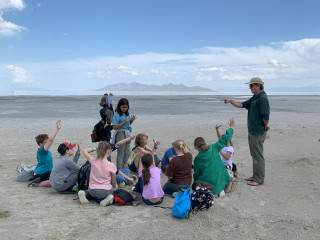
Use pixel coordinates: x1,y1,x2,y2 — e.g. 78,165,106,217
33,120,61,187
161,147,177,173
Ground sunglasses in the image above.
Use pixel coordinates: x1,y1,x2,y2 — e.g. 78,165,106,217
249,83,259,88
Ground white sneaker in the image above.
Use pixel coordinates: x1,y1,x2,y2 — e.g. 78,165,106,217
218,190,225,198
100,194,114,207
78,190,89,204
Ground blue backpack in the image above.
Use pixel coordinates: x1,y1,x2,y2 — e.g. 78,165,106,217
172,189,191,219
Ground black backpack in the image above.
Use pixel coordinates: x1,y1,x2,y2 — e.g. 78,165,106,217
91,120,104,142
191,182,214,212
113,189,134,205
76,161,91,191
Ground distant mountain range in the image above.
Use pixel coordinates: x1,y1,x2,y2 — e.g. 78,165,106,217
95,82,215,92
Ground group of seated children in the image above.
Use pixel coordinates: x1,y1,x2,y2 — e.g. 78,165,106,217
32,116,236,207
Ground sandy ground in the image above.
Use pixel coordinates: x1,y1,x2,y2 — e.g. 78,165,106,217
1,110,320,240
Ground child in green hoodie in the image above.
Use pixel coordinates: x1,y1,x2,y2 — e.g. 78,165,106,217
193,118,235,196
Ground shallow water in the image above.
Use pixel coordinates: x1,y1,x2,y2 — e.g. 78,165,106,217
0,95,319,119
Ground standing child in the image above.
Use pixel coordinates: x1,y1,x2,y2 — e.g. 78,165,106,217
79,141,117,207
127,133,160,173
193,118,235,196
215,124,235,172
33,120,61,187
137,153,164,205
111,98,136,169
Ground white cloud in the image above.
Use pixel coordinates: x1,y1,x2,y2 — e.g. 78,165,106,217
6,65,31,83
0,15,27,36
0,0,25,10
2,38,320,91
0,0,27,37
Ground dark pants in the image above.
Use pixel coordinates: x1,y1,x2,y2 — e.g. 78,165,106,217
162,181,190,195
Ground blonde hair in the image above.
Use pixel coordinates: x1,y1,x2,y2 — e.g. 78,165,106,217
97,141,111,159
194,137,209,151
135,133,148,147
172,140,187,154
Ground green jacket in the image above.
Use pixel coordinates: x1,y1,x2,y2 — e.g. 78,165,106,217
193,128,233,195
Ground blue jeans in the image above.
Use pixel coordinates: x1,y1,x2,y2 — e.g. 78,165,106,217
116,168,131,185
162,181,190,195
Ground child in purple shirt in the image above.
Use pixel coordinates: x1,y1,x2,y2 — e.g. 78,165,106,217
138,154,164,205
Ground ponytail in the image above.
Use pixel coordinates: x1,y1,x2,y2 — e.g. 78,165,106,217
172,140,187,154
194,137,209,151
141,154,153,185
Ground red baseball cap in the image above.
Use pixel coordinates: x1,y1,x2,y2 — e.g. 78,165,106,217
61,142,76,149
57,142,76,155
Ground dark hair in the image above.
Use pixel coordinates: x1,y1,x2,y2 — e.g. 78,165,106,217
135,133,148,147
194,137,209,151
35,134,49,145
115,98,129,116
141,154,153,185
259,84,264,90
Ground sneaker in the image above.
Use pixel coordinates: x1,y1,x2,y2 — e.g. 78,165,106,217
29,182,39,187
78,190,89,204
118,182,125,188
131,186,140,194
28,178,41,187
217,190,225,198
100,194,114,207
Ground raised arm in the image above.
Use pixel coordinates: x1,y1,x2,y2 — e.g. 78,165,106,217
115,133,136,148
223,99,243,108
82,148,96,162
44,120,61,151
215,124,222,139
72,143,81,163
215,118,235,152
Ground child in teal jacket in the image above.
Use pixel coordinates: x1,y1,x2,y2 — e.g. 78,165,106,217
193,118,235,195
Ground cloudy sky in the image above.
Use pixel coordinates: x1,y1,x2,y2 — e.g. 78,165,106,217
1,0,320,93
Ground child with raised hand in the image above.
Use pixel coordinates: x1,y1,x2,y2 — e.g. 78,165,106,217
193,118,235,197
127,133,160,173
49,142,81,193
111,98,136,169
32,120,61,187
215,124,236,172
79,141,117,207
137,153,164,205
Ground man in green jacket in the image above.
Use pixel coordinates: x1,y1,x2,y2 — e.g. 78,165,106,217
223,77,270,186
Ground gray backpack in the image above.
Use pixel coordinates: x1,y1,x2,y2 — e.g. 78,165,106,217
17,165,36,182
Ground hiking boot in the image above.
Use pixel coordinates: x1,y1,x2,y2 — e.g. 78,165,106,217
100,194,114,207
78,190,89,204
